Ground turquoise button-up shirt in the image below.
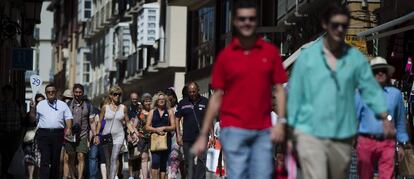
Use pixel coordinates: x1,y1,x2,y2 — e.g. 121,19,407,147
287,38,387,139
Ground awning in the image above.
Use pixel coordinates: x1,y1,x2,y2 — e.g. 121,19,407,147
357,11,414,39
283,35,324,68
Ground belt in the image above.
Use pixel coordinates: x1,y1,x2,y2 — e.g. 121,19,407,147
359,133,386,141
38,128,64,133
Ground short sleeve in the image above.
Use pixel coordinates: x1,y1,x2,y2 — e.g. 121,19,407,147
211,52,226,90
272,47,288,84
63,102,73,120
175,101,183,118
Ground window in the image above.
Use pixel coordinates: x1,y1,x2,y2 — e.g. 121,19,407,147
83,0,92,19
83,60,91,83
84,11,91,18
148,37,155,41
85,1,91,8
148,23,156,28
149,9,156,14
188,6,216,71
148,16,156,21
148,30,155,35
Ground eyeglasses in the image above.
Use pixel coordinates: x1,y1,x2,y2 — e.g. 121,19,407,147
329,22,349,30
373,68,388,75
236,16,257,22
46,91,56,94
112,93,122,97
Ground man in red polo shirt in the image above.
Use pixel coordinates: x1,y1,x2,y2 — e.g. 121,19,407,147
192,1,288,178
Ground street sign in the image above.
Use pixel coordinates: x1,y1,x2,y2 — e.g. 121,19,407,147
30,75,42,101
12,48,33,70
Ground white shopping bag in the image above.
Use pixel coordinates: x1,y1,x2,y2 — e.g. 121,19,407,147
206,148,222,172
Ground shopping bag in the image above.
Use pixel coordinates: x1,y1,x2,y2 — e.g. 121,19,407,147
206,147,222,172
399,148,414,176
150,133,168,152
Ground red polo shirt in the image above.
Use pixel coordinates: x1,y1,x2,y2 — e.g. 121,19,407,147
211,37,288,130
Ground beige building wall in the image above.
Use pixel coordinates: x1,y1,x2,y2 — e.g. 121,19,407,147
347,0,380,36
165,5,187,68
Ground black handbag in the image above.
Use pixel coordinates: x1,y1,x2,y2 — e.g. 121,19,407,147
101,134,113,145
100,107,116,145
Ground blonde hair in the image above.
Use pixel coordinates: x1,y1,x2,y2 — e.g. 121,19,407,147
109,86,123,95
107,86,123,104
152,91,171,109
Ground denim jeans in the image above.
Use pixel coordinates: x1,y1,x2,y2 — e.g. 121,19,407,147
88,144,99,179
220,127,273,179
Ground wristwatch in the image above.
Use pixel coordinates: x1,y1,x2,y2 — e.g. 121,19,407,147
386,114,393,121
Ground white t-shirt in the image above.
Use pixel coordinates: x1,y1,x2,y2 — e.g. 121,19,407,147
36,100,73,128
271,111,278,126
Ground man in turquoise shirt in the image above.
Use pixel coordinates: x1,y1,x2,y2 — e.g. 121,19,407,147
286,4,395,179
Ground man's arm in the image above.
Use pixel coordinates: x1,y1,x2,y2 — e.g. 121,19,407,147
65,119,73,136
356,57,388,118
192,90,223,155
63,103,73,135
356,59,395,137
29,100,37,123
275,84,286,119
90,115,97,137
176,116,183,145
270,84,286,143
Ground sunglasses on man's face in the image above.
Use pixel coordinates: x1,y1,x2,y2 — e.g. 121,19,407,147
46,91,56,94
236,16,257,23
373,69,388,75
329,22,349,30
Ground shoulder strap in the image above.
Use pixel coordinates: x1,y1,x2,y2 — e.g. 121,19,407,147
87,102,92,114
66,100,73,108
108,105,120,134
191,104,201,130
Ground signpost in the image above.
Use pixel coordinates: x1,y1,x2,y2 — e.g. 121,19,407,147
30,75,42,101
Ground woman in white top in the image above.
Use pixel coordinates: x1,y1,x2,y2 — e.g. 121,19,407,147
94,86,139,179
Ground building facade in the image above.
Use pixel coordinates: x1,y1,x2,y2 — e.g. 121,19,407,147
47,0,93,94
115,0,187,100
25,0,55,110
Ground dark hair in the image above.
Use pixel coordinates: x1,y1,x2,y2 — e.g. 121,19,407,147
165,88,178,106
73,83,84,92
182,85,188,99
35,93,45,101
45,83,56,91
233,0,257,16
321,3,350,24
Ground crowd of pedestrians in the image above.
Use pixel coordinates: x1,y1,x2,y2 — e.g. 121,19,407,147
1,1,413,179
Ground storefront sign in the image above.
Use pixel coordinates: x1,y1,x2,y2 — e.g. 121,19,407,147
345,36,368,54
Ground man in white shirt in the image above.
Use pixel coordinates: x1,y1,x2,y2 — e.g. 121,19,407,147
36,84,73,179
